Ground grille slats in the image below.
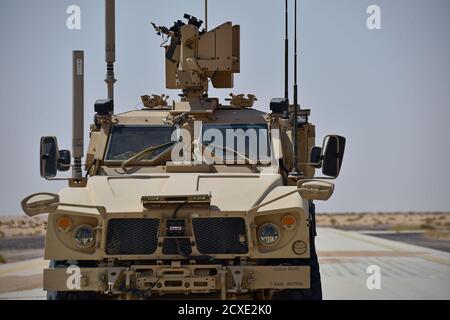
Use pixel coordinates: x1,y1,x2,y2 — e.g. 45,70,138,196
193,218,248,254
106,218,160,255
105,217,248,256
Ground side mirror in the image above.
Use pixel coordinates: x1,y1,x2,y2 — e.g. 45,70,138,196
298,180,334,201
57,150,71,172
40,137,59,179
21,192,59,217
322,135,346,177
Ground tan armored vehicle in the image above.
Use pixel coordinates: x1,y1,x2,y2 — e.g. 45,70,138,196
22,0,345,300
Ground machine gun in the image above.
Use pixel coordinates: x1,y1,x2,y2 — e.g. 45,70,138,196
152,14,205,63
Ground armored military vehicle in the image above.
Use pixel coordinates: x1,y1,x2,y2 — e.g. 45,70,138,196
22,0,345,300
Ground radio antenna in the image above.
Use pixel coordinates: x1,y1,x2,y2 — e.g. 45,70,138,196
284,0,289,100
72,51,84,180
290,0,300,176
205,0,208,31
105,0,116,106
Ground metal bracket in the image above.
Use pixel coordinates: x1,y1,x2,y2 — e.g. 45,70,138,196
227,266,247,293
141,94,170,109
105,268,122,294
226,93,257,108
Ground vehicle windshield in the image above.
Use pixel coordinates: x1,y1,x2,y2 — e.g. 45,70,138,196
106,125,174,161
201,123,271,164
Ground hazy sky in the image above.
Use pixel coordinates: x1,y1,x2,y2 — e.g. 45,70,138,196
1,0,449,215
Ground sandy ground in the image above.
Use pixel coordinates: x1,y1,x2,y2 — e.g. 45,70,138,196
317,212,450,252
0,216,46,238
0,258,47,296
317,212,450,233
0,216,47,264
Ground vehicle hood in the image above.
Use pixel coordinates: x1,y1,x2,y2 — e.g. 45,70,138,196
59,173,284,213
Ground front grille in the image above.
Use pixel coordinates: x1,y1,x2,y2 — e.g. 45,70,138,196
106,218,160,255
162,238,192,255
192,218,248,254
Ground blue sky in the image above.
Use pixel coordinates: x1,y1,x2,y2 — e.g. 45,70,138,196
1,0,449,214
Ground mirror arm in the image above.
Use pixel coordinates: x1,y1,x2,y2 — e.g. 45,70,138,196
44,163,87,181
297,160,322,167
45,177,73,181
297,176,337,184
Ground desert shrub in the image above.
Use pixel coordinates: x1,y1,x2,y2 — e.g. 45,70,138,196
330,218,337,226
0,254,6,264
425,229,450,240
420,224,435,230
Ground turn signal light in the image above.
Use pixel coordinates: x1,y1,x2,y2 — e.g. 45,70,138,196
281,214,297,231
56,216,73,232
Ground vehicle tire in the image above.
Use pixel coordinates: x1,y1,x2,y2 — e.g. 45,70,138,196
46,260,102,300
271,201,323,300
47,290,96,300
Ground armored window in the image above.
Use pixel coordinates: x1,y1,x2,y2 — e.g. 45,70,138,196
105,125,174,161
201,123,271,164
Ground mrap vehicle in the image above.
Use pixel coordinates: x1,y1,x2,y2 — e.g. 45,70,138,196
22,0,345,300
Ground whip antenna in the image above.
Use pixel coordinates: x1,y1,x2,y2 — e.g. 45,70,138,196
290,0,300,176
205,0,208,31
284,0,289,100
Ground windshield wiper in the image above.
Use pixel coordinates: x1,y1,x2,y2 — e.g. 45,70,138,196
203,143,254,164
121,141,175,170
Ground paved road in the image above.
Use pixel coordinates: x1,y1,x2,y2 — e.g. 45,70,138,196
316,228,450,299
0,258,47,300
0,227,449,300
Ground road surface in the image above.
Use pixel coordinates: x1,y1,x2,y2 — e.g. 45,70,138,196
0,227,449,300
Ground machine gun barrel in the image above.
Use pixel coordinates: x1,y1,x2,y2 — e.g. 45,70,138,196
151,22,174,37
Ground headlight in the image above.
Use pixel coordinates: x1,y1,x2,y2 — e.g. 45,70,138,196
73,225,95,248
258,223,280,245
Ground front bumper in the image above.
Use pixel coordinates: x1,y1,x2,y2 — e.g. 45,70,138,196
44,264,310,298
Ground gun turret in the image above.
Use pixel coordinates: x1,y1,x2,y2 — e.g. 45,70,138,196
152,14,240,103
